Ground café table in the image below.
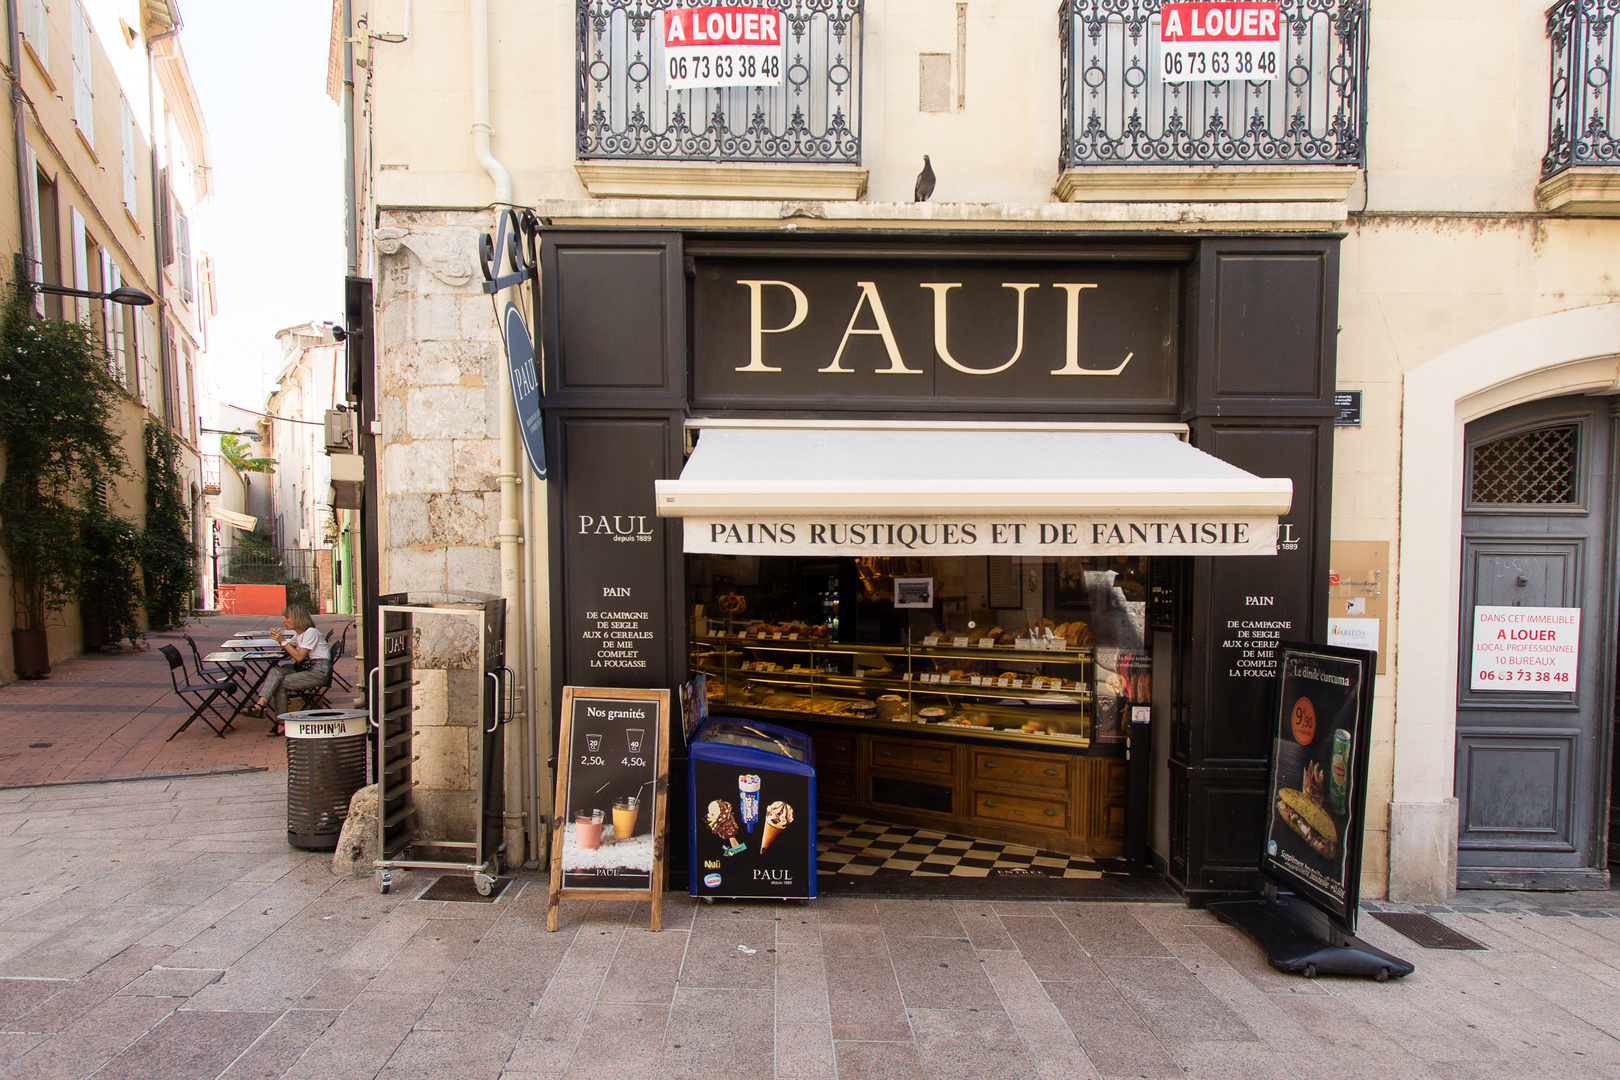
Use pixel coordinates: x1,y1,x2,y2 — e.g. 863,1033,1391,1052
205,648,287,725
220,637,283,650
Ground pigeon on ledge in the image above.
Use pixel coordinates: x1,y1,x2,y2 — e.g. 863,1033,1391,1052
914,155,935,202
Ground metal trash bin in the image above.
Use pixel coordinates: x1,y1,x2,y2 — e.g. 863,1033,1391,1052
284,709,370,851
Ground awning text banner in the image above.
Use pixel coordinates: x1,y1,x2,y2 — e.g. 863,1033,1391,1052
680,515,1278,556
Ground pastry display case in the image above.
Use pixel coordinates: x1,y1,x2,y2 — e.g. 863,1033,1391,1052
685,554,1151,857
690,628,1096,746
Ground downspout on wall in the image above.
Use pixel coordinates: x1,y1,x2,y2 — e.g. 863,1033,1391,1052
472,0,528,865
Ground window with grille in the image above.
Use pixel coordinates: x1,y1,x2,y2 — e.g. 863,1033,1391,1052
1470,424,1580,505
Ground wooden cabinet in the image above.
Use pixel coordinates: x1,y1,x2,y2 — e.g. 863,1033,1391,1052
809,723,1125,857
972,750,1069,792
870,738,954,776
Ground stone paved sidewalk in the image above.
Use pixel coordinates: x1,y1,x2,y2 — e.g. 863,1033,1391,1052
2,771,1620,1079
0,614,358,789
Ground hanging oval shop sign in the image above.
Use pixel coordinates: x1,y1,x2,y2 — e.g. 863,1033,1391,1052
504,301,546,480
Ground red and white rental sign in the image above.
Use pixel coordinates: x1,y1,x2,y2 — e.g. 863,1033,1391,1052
1159,2,1283,83
1471,605,1582,692
662,6,784,90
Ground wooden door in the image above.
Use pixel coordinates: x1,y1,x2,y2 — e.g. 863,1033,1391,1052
1456,397,1614,889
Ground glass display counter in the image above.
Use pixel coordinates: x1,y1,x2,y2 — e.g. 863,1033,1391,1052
690,628,1094,745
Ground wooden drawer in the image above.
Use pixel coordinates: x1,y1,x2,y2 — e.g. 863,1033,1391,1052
971,789,1069,831
816,764,857,803
972,750,1068,792
869,738,954,776
814,733,857,764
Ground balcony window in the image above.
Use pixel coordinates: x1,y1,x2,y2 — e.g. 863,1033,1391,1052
1539,0,1620,213
1060,0,1366,169
577,0,862,168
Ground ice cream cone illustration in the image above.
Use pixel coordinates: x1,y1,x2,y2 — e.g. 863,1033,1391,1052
760,800,793,852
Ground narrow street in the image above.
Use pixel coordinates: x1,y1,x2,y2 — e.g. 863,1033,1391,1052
0,615,352,789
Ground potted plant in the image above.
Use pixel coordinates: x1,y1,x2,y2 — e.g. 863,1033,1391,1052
0,280,128,677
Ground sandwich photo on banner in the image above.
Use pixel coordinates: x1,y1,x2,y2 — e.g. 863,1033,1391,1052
1265,650,1365,912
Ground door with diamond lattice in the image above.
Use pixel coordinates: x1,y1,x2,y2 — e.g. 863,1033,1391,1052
1456,396,1615,889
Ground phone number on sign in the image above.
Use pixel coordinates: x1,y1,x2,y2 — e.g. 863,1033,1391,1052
1475,668,1571,684
668,50,781,85
1162,45,1279,81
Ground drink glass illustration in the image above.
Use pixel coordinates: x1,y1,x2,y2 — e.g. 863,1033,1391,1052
613,796,640,841
626,729,644,754
585,733,602,753
574,808,604,850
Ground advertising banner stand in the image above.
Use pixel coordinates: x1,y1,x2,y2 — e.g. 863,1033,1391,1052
547,687,671,931
1207,641,1414,980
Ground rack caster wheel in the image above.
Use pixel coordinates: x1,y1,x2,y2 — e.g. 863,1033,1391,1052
474,872,495,896
377,869,393,895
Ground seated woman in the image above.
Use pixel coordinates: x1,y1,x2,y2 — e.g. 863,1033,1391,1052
248,603,332,735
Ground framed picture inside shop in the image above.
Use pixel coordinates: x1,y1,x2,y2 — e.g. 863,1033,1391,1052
547,687,671,931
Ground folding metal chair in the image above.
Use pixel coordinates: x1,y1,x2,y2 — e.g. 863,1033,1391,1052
183,633,246,686
326,624,354,692
160,644,239,740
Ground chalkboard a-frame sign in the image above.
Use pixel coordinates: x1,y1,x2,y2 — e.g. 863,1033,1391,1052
548,687,671,931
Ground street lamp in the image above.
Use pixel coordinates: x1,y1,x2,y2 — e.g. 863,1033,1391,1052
31,281,155,306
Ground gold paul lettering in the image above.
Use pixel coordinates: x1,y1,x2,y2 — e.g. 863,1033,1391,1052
923,282,1038,375
822,281,918,374
1051,283,1133,375
736,279,809,372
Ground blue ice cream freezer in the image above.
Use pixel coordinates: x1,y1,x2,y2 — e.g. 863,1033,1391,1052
688,718,817,900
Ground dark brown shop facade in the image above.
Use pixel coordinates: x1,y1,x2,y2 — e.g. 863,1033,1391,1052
536,230,1339,902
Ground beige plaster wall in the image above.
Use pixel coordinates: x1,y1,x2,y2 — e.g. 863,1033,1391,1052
1335,216,1620,896
357,0,1620,894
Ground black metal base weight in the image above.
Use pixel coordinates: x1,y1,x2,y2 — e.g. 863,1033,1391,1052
1207,895,1414,981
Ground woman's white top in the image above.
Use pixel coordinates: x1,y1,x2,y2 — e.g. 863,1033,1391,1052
294,627,331,661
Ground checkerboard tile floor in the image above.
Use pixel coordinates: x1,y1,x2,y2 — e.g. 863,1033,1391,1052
815,814,1129,879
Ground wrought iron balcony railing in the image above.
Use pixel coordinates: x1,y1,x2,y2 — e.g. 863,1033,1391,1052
1543,0,1620,178
1061,0,1366,169
578,0,862,164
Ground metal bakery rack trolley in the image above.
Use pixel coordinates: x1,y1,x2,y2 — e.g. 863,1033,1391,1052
372,594,512,895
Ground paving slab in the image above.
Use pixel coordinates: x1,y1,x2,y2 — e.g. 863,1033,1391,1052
0,757,1613,1079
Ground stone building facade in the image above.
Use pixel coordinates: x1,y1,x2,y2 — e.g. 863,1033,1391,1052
335,0,1620,900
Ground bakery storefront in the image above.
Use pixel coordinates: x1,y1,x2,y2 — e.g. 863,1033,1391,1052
540,231,1339,900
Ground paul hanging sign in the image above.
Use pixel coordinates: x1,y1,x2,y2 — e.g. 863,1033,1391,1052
684,516,1277,557
1159,2,1283,82
692,257,1179,409
663,5,785,90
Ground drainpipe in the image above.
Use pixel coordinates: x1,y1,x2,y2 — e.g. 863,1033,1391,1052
473,0,527,865
342,0,357,275
471,0,512,205
7,0,36,282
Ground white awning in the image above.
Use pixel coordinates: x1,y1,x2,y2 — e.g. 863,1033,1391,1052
656,421,1292,557
205,498,259,532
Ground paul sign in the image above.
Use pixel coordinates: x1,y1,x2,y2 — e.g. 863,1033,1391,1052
692,257,1178,408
